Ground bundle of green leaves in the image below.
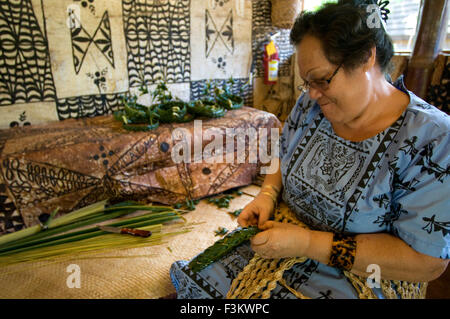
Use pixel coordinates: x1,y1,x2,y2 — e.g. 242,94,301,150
114,78,248,131
0,200,187,266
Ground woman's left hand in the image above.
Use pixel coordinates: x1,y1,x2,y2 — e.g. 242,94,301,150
250,221,311,259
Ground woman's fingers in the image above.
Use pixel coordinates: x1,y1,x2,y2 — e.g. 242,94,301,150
257,207,273,228
237,205,250,226
251,230,270,246
237,210,249,227
237,206,258,227
258,220,275,230
237,196,274,228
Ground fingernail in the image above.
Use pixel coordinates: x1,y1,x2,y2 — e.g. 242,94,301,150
252,232,268,245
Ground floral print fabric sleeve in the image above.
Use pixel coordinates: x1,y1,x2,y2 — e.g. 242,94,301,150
390,131,450,259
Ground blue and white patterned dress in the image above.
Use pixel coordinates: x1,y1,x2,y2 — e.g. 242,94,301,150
170,77,450,299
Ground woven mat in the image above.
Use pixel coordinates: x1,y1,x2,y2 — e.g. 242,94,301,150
0,185,260,299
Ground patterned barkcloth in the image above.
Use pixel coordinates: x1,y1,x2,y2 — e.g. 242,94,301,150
0,107,281,234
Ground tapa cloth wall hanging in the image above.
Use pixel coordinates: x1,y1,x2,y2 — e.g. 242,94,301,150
0,0,296,129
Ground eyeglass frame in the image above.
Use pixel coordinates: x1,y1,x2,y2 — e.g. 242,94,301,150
297,63,343,93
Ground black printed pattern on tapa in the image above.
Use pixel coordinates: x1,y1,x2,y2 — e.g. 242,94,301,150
0,179,24,234
0,0,56,106
190,78,253,107
56,92,124,119
122,0,190,86
1,134,184,220
70,11,115,74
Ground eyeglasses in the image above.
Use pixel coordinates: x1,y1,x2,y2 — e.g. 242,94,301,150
297,63,342,93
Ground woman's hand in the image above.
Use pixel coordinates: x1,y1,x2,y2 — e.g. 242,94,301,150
250,221,311,259
237,193,275,228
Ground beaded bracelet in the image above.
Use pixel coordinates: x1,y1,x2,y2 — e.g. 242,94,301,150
327,233,357,271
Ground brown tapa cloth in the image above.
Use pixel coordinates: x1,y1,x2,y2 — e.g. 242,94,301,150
0,107,280,233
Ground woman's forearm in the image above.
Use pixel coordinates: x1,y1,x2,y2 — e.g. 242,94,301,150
304,230,448,282
255,159,447,282
351,233,448,282
260,158,282,197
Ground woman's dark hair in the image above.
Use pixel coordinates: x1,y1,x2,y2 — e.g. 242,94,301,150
290,0,394,73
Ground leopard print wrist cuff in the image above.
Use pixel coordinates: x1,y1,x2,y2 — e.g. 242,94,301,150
327,233,357,271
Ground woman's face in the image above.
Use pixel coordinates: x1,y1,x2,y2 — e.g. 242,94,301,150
296,35,372,125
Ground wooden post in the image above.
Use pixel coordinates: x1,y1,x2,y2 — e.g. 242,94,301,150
404,0,449,99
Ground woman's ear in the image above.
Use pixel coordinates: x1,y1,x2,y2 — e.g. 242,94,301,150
363,46,377,72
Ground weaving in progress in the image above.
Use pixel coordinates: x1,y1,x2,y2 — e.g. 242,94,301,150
0,0,448,304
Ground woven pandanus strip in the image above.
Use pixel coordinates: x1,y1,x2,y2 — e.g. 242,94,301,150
227,203,428,299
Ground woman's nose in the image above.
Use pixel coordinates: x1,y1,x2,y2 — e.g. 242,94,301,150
308,87,323,100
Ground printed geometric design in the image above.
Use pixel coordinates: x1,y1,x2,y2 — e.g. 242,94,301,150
56,92,125,119
301,136,365,199
285,113,322,178
2,156,101,208
252,0,294,78
373,202,408,231
95,133,186,202
70,10,114,74
73,0,97,16
342,114,406,230
283,110,407,232
207,161,244,196
205,9,233,58
190,78,253,106
422,215,450,237
0,101,59,130
272,259,319,298
416,141,450,184
1,134,184,219
9,110,31,128
176,162,194,199
218,244,255,281
86,67,109,94
393,133,449,185
252,0,271,29
191,0,252,81
43,0,128,99
0,0,56,106
123,0,190,86
178,263,224,298
0,174,24,235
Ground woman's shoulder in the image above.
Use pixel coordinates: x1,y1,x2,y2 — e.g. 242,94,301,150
389,89,449,177
401,91,450,146
393,76,449,143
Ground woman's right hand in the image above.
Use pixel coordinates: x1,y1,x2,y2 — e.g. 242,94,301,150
237,193,276,228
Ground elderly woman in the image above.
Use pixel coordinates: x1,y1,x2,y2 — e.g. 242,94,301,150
170,1,449,299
